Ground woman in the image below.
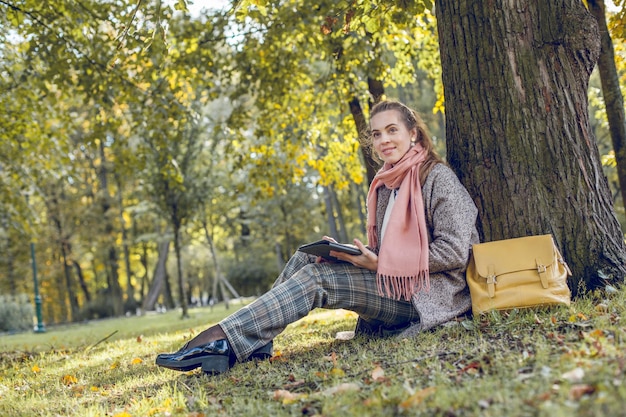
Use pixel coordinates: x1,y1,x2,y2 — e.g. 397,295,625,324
156,99,479,374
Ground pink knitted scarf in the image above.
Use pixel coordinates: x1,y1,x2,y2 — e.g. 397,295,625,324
366,144,430,301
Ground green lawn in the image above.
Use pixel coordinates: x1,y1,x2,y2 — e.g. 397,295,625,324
1,289,625,416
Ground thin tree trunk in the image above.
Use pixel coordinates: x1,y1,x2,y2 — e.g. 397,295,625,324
202,217,238,305
98,140,123,315
323,186,340,239
349,97,378,184
219,278,230,310
172,223,189,318
72,260,91,303
48,193,79,320
142,239,170,311
139,243,149,302
588,0,626,210
330,186,349,243
114,173,136,306
349,78,385,185
352,181,368,237
436,0,626,295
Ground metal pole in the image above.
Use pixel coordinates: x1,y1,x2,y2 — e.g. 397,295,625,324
30,242,46,333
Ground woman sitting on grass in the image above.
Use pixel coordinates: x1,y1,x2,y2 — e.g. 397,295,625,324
156,99,479,374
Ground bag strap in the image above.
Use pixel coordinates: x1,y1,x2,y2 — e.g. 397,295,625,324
536,258,549,289
487,264,496,298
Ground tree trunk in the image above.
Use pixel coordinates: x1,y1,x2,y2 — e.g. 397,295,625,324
588,0,626,210
323,185,340,239
349,97,379,184
49,194,79,320
142,239,170,311
114,173,136,306
435,0,626,295
349,78,386,185
59,248,79,319
139,243,148,302
202,217,239,304
330,186,349,243
172,223,189,318
72,260,91,302
97,140,123,315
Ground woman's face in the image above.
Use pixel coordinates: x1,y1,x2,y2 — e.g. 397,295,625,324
370,110,416,165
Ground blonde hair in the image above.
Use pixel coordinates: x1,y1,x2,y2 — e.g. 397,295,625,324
368,100,444,183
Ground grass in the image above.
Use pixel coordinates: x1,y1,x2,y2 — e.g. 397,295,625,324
1,289,626,417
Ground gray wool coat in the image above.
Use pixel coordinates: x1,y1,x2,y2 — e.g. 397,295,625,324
373,163,479,336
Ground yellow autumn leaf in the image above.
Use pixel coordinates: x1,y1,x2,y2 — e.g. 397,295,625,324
112,412,132,417
131,358,143,365
330,368,345,377
62,374,78,385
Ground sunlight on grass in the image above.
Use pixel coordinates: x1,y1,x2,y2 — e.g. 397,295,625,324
2,291,626,416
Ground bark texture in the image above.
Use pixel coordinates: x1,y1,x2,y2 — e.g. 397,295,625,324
588,0,626,210
435,0,626,295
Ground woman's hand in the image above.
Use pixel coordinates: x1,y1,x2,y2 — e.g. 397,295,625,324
314,236,339,263
330,238,378,271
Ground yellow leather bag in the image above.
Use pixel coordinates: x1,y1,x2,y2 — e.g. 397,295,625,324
466,234,571,315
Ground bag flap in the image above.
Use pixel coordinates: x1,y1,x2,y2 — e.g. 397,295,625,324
471,234,555,278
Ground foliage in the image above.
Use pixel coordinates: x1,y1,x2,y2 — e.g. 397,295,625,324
1,287,626,415
0,294,35,332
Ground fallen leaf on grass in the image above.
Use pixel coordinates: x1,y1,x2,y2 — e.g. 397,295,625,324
269,350,283,362
569,384,595,400
399,386,437,410
371,366,385,382
325,352,338,367
131,357,143,365
273,389,307,404
61,374,78,385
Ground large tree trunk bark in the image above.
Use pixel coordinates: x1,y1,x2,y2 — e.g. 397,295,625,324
588,0,626,210
435,0,626,295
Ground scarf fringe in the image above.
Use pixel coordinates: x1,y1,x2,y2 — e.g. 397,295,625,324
376,271,430,302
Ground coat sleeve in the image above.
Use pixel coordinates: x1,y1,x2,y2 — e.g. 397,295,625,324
423,165,478,274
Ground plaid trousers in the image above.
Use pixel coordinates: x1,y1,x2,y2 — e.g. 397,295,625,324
219,251,420,362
